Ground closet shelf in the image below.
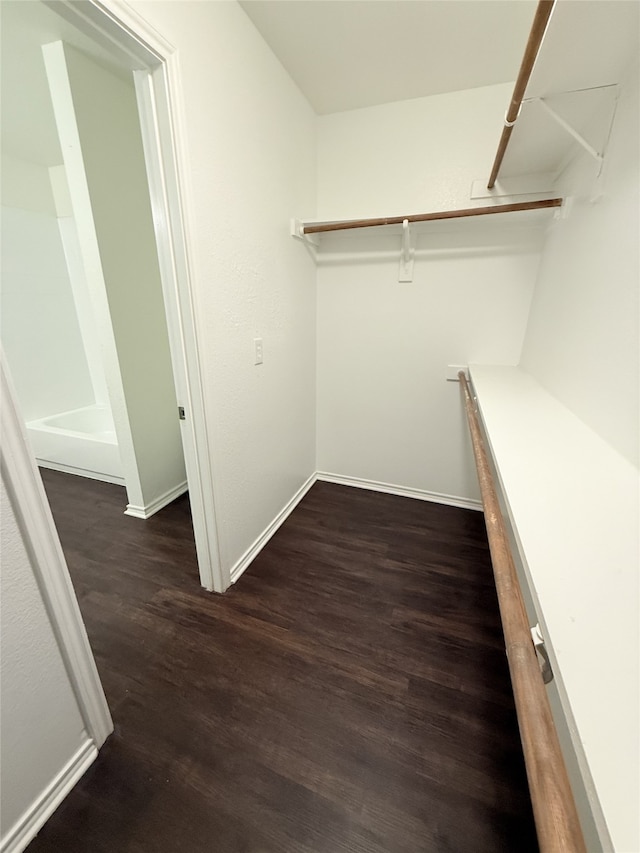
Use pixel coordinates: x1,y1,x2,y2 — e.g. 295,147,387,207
292,199,562,282
294,198,562,238
469,364,639,851
488,0,638,184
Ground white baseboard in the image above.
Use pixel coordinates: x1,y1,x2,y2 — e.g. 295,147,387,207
125,480,188,519
227,471,480,587
230,473,317,584
36,460,125,487
1,739,97,853
316,472,482,511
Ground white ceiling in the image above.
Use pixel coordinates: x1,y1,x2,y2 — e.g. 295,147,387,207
3,1,637,176
239,0,538,114
2,0,538,168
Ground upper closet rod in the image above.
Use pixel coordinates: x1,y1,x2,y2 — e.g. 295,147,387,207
302,198,562,235
487,0,556,189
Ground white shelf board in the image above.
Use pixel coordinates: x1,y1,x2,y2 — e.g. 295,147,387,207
500,88,618,178
298,203,561,250
499,0,638,179
526,1,639,100
469,363,639,852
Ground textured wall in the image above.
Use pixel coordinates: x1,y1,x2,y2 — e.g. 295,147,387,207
317,83,513,221
0,474,88,837
521,60,640,468
315,84,544,502
129,1,317,571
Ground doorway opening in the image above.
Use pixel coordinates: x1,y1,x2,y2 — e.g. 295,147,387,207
1,0,224,594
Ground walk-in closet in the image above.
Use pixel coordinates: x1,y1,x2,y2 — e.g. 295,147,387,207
2,2,637,852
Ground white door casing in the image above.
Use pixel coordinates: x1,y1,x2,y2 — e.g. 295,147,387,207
47,0,226,592
1,354,113,748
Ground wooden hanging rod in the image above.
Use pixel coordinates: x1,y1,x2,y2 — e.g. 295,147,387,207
302,198,562,235
487,0,556,188
458,371,586,853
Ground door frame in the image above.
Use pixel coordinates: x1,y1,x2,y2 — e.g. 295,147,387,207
1,0,228,823
1,356,114,746
45,0,226,592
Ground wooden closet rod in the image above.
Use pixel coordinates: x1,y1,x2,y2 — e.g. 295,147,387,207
487,0,556,188
303,198,562,234
458,371,586,853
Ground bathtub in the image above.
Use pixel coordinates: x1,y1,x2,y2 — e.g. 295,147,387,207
26,404,124,485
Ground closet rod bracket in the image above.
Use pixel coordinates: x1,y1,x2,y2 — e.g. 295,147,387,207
290,218,319,248
525,87,620,171
399,219,414,283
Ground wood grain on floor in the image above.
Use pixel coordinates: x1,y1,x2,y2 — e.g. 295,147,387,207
28,470,538,853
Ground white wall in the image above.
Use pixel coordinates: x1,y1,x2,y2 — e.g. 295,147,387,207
57,43,186,510
127,1,317,571
521,60,639,468
318,82,512,221
0,154,95,423
51,164,111,410
515,58,640,852
0,474,89,844
1,152,56,215
316,85,544,502
471,363,638,853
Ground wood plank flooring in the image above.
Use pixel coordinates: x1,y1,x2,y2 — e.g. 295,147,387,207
29,470,538,852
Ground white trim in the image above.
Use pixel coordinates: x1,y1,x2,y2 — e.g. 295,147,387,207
230,474,317,584
36,459,125,487
1,739,97,853
124,480,188,519
0,357,113,747
229,471,481,585
133,64,224,590
42,39,146,514
50,0,225,592
316,472,482,511
468,365,626,851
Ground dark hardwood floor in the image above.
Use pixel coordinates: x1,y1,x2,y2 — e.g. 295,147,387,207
29,469,538,853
